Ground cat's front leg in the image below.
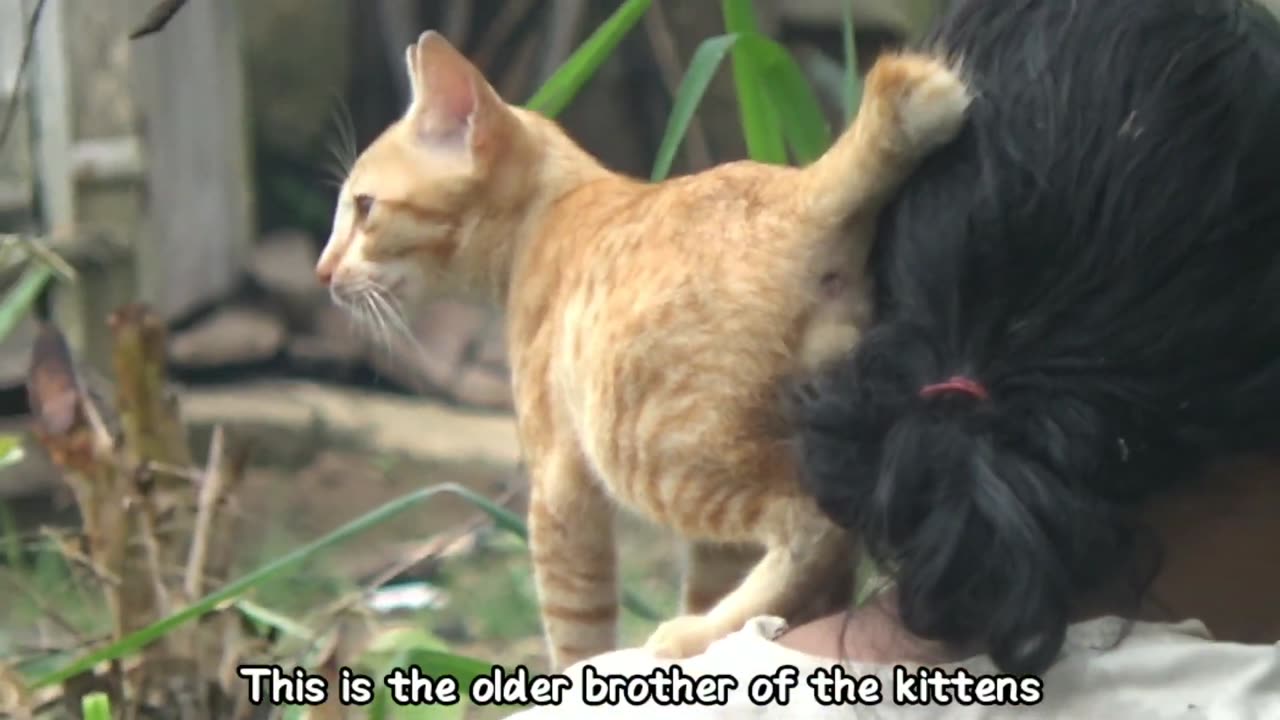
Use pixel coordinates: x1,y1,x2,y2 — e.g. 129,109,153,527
527,449,619,670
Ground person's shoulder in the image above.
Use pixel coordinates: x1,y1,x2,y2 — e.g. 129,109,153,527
503,616,1280,718
502,616,835,719
1040,617,1280,716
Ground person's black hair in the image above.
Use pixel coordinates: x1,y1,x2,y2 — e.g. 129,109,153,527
796,0,1280,675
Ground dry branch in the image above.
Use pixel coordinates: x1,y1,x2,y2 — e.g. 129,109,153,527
128,0,190,40
0,0,48,154
20,305,249,718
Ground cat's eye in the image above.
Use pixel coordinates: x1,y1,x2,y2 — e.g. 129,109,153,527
353,193,374,220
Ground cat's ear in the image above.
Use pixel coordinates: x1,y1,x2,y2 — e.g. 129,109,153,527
406,31,500,155
404,43,421,97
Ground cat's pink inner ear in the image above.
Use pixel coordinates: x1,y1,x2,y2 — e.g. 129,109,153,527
413,31,480,138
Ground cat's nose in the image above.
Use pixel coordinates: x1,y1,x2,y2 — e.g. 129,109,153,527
316,265,333,286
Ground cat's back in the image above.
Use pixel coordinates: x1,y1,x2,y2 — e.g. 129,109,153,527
519,161,836,370
513,159,829,466
539,161,818,300
642,161,811,255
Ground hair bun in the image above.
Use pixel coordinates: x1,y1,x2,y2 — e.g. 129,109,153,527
795,319,1132,674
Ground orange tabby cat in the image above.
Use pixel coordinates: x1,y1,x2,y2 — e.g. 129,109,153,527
316,31,970,670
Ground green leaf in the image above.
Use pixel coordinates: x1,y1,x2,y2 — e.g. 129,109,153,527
368,689,391,720
399,649,493,689
651,34,740,181
841,0,862,121
81,691,112,720
720,0,787,164
525,0,653,118
720,0,762,36
745,37,831,163
437,484,528,540
663,29,827,169
233,599,315,641
0,263,53,344
362,627,480,719
0,434,24,469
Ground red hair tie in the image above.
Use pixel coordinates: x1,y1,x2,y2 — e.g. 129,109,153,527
920,376,989,401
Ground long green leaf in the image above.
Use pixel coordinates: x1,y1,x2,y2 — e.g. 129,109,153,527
721,0,787,164
651,34,739,181
438,484,528,540
525,0,653,118
745,36,831,163
401,649,493,689
0,434,24,469
31,483,476,689
651,32,830,174
841,0,862,121
234,599,315,641
362,627,476,719
0,263,53,343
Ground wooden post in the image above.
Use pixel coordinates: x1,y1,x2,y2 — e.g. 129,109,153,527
126,0,255,323
0,0,36,223
35,0,140,377
8,0,255,378
0,1,41,387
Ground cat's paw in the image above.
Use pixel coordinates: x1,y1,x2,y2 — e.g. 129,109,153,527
644,614,730,659
867,52,972,152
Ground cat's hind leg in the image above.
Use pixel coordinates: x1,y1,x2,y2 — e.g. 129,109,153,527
679,540,763,615
527,449,619,670
645,483,855,659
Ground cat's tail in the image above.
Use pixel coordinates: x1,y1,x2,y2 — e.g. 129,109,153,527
794,52,971,226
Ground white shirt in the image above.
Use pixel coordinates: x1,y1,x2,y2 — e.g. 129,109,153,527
503,615,1280,719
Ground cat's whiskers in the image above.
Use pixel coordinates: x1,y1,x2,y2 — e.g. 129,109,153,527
322,90,360,188
369,285,415,340
331,277,420,370
330,280,375,348
362,281,439,387
361,292,395,359
342,281,388,352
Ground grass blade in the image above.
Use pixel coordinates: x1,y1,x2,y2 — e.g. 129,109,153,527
32,482,663,689
650,33,742,179
434,484,527,540
651,34,739,181
745,36,831,163
234,599,315,641
0,434,24,470
32,483,481,689
841,0,862,121
525,0,653,118
0,263,53,343
720,0,787,164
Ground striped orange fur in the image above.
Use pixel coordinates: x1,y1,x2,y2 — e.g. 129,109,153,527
317,31,971,670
